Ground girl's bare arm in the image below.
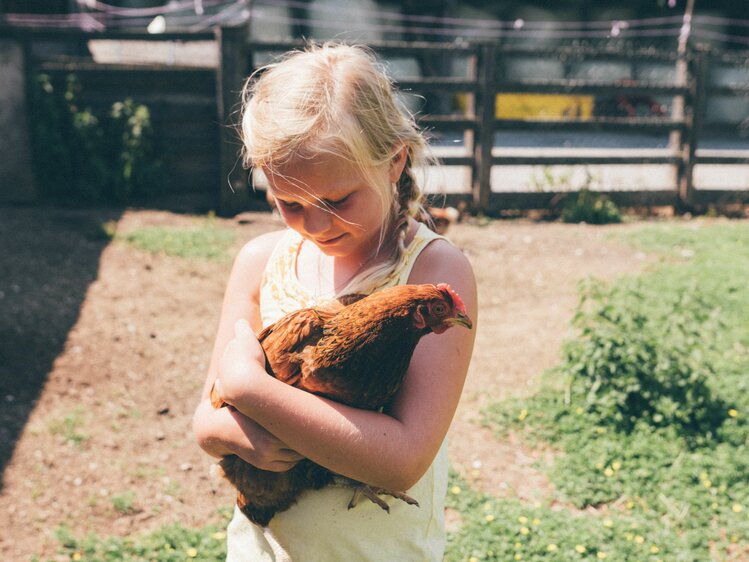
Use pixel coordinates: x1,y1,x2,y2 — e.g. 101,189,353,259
192,230,304,472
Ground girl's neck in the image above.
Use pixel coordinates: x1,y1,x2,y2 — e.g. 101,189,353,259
296,219,418,298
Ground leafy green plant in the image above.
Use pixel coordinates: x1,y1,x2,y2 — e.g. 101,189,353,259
111,491,137,514
29,73,162,204
562,188,622,224
560,279,726,437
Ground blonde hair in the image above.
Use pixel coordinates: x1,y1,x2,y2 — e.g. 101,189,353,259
241,42,432,296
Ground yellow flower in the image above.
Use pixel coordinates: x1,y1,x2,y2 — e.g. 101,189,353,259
186,547,198,558
72,554,82,561
603,518,614,528
469,557,479,562
699,471,709,481
624,532,635,541
634,535,645,544
518,516,529,524
712,502,719,509
212,531,227,540
597,552,608,559
626,500,635,510
547,544,558,552
650,545,661,553
518,408,528,421
514,554,522,561
594,427,606,434
485,514,495,523
520,526,530,535
532,518,541,526
483,502,493,511
576,407,584,414
728,408,738,417
595,462,604,470
604,468,615,477
611,461,622,471
575,544,586,553
703,479,712,488
450,485,461,495
732,504,743,513
514,542,522,550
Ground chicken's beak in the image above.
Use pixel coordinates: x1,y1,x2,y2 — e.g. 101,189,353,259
447,311,473,330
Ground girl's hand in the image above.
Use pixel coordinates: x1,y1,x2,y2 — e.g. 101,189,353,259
226,407,304,472
194,400,304,472
215,319,267,406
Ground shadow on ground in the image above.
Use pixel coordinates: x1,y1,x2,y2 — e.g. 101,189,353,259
0,205,123,488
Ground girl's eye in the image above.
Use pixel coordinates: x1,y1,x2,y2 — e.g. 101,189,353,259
325,195,351,208
276,199,301,212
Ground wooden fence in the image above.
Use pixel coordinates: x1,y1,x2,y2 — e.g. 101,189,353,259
220,32,749,215
8,24,749,215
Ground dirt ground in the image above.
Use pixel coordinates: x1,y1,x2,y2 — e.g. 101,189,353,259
0,205,651,560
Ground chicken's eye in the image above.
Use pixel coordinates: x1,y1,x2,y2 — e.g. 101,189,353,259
431,302,448,316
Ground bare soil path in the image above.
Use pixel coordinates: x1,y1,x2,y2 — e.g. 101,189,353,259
0,206,649,560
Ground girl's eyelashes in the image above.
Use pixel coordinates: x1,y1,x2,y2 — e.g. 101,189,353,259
324,194,351,207
275,199,301,212
275,194,352,210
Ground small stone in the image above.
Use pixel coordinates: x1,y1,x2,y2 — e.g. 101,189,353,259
155,430,166,441
180,462,192,472
157,403,170,415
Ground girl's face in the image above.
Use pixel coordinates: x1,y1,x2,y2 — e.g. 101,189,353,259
265,152,401,260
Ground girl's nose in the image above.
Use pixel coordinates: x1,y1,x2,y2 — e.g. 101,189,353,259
303,207,332,235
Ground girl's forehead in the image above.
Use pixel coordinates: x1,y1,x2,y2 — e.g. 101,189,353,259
265,153,378,198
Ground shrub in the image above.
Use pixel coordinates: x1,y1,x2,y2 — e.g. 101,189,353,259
30,73,163,204
562,189,622,224
560,279,726,437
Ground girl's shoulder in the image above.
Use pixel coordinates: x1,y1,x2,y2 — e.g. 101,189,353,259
234,229,289,269
407,232,476,307
412,236,473,277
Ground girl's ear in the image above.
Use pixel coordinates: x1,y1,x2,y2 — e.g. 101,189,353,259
388,145,408,183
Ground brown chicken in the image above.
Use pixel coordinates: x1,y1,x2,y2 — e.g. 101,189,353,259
210,283,472,527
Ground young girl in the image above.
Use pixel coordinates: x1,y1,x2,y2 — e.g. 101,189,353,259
192,43,477,561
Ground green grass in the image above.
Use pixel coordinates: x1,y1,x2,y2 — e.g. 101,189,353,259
43,521,228,562
480,220,749,561
119,220,235,261
48,407,89,447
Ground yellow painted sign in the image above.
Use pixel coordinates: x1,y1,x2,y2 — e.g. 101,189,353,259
496,93,594,120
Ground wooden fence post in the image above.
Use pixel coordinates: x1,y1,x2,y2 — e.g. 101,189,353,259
216,24,250,216
679,46,709,211
472,42,496,214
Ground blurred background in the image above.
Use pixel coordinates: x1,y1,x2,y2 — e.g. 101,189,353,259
2,0,749,216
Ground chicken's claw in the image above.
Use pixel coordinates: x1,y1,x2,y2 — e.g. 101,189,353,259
347,484,420,512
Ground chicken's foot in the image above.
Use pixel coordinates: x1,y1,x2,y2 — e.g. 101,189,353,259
347,484,419,512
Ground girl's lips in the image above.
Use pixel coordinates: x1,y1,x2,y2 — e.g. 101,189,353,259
316,234,346,245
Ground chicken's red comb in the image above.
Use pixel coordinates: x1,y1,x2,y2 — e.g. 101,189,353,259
436,283,467,312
